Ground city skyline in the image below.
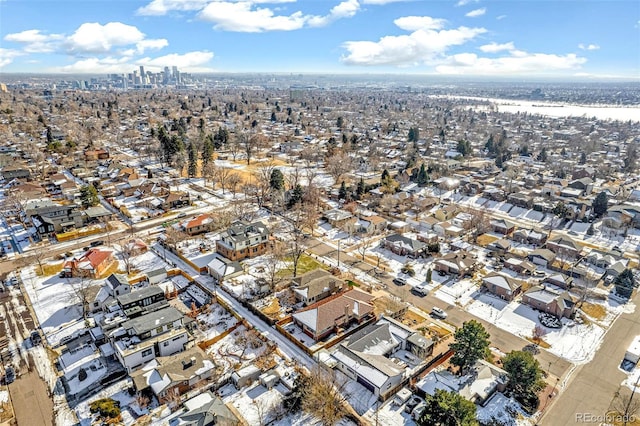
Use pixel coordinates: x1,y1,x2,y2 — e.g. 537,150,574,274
0,0,639,79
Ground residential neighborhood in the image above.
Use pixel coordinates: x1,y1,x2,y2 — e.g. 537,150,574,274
0,76,638,426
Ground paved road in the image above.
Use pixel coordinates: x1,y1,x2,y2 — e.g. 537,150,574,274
0,286,54,426
304,236,572,380
541,292,640,425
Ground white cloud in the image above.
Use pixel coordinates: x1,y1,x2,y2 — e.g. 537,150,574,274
479,41,514,53
341,20,487,66
65,22,146,53
51,50,214,74
456,0,479,6
578,43,600,51
137,0,211,16
199,2,308,32
393,16,446,31
0,48,24,68
496,14,507,20
435,51,586,75
308,0,360,27
4,29,64,53
136,38,169,54
465,7,486,17
138,50,214,70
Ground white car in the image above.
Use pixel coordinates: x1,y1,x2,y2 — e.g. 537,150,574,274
431,307,447,319
413,284,429,296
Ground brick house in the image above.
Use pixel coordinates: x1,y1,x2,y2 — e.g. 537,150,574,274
482,273,522,301
215,221,270,261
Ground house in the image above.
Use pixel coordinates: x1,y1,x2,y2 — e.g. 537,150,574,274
105,273,131,297
527,248,556,267
146,267,168,285
207,254,243,282
434,251,478,276
380,234,427,258
486,238,512,256
162,192,191,210
512,228,547,245
117,286,167,318
173,392,240,426
292,269,344,306
490,219,516,235
292,289,375,341
62,248,116,278
503,258,537,275
111,306,191,373
215,221,270,262
82,205,114,224
132,347,214,402
522,285,576,319
333,315,432,399
25,200,84,235
124,238,148,256
84,149,110,161
184,214,216,236
544,273,573,289
433,221,465,238
1,165,31,180
434,205,459,222
356,216,388,235
482,273,522,301
546,235,581,259
323,209,357,232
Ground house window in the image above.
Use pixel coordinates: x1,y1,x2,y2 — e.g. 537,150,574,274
253,248,258,253
156,326,164,334
141,348,153,357
163,341,169,347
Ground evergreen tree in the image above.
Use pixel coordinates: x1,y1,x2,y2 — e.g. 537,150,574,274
502,350,546,412
416,163,429,187
80,185,99,208
450,320,490,373
270,111,277,122
579,151,587,164
592,191,609,218
537,147,548,162
339,181,347,200
457,139,472,157
270,168,285,191
187,142,197,177
586,223,595,236
426,268,432,282
356,177,366,198
287,184,305,209
202,134,215,168
416,389,478,426
614,268,636,299
336,116,344,129
408,127,420,142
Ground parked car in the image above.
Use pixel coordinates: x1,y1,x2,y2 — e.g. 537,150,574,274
30,330,42,345
431,307,447,319
393,275,407,286
4,366,15,384
412,284,430,297
404,395,424,413
90,240,105,247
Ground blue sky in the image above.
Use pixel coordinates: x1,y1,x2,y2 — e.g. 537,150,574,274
0,0,639,78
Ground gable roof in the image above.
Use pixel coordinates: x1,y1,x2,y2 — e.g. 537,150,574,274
292,289,374,335
482,273,522,292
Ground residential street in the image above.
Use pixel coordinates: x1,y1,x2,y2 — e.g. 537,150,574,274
303,236,573,380
541,291,640,424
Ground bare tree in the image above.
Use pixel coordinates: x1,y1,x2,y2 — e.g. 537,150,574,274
227,133,242,162
214,166,232,194
287,206,308,278
70,276,93,320
164,227,187,251
357,234,372,261
202,161,217,188
325,151,353,184
301,366,350,426
120,241,136,274
227,172,242,198
263,242,285,292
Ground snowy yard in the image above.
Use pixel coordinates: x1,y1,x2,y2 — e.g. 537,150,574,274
20,267,92,347
466,293,606,363
193,303,238,341
434,278,479,306
220,382,291,426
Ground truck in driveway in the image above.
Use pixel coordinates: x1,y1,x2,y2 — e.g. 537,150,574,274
625,335,640,365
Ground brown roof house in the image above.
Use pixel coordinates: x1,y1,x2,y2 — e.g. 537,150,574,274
522,285,576,319
292,269,344,306
292,289,375,341
434,251,478,277
63,248,116,278
183,214,216,236
482,273,523,301
546,235,581,259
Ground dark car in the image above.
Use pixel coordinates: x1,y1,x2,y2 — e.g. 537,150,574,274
90,240,105,247
30,330,42,345
404,395,424,413
4,366,15,384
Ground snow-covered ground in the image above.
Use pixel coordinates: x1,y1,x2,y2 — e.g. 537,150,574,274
221,382,291,426
193,303,238,341
20,268,90,347
434,278,479,306
466,293,606,363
